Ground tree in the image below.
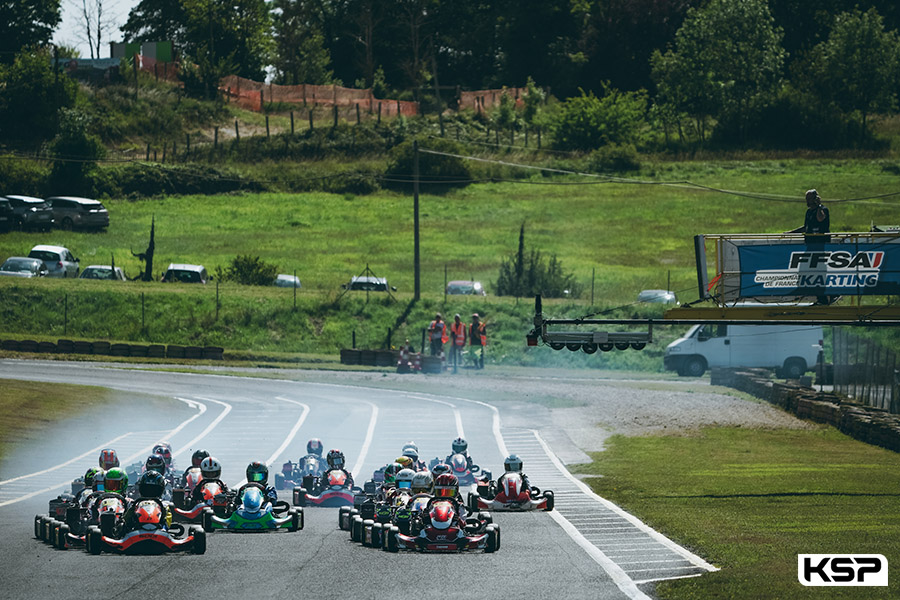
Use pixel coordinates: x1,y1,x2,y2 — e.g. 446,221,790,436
805,8,900,129
0,0,61,64
553,85,648,151
76,0,118,59
0,47,77,144
215,255,279,285
48,108,106,195
650,0,786,141
495,224,583,298
121,0,188,45
272,0,333,85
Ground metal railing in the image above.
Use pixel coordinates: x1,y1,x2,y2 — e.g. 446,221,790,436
832,327,899,413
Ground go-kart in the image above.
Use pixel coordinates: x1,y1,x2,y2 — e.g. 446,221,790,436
202,484,303,533
180,466,204,492
429,453,482,486
85,498,205,555
293,469,362,507
276,455,325,490
468,472,554,512
383,497,499,553
171,479,229,522
36,492,128,550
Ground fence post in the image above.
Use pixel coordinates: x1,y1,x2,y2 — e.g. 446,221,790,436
265,115,270,138
162,144,166,163
290,111,294,135
356,103,360,124
64,293,68,335
308,107,314,130
333,105,338,129
142,292,145,330
377,102,382,124
214,127,219,149
439,113,444,137
537,127,542,149
235,120,240,142
525,127,528,147
146,143,150,161
216,280,220,321
352,330,357,349
259,89,264,113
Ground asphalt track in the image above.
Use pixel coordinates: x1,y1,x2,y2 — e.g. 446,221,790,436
0,361,715,600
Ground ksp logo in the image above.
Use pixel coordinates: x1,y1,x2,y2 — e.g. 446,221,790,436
798,554,888,586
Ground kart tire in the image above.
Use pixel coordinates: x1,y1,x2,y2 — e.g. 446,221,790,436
57,523,70,550
293,487,307,507
100,511,116,537
275,473,285,490
485,524,498,553
468,492,480,513
87,526,103,555
49,521,61,548
543,490,555,511
34,515,42,539
371,522,383,548
362,519,375,547
172,488,185,510
478,511,493,525
190,526,207,554
289,508,303,532
202,508,214,532
385,525,400,553
338,507,350,530
351,516,363,543
41,516,53,542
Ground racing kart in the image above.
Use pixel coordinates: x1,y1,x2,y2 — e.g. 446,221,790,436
276,455,325,490
429,453,482,486
468,472,554,512
292,469,362,507
84,498,206,555
171,479,229,522
201,484,303,533
36,491,128,550
383,497,499,553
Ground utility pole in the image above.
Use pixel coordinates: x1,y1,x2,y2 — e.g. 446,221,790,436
413,140,421,300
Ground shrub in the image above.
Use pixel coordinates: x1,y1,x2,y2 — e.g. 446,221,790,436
589,144,641,172
383,138,472,193
495,224,583,298
214,255,279,286
553,85,649,151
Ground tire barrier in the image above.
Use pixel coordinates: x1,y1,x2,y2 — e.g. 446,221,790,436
0,338,225,360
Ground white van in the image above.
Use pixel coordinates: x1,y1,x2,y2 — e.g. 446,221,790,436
664,324,823,378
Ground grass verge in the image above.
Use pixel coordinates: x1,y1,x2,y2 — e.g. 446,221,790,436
574,427,900,599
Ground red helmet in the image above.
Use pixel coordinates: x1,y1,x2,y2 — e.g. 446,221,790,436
450,454,468,474
152,443,173,466
429,501,455,530
433,473,459,498
99,448,119,470
307,438,324,456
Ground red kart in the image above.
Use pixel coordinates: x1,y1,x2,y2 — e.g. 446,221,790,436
86,498,206,555
171,479,228,522
468,472,554,512
383,498,499,553
293,470,362,507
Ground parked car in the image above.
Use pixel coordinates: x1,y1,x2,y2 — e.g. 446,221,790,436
637,289,678,304
28,245,79,278
46,196,110,231
79,265,126,281
274,274,301,288
5,195,53,231
343,275,395,291
0,256,48,278
161,263,208,284
446,280,487,296
0,197,13,232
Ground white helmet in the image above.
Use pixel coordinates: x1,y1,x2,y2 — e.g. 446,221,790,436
200,456,222,479
411,472,433,494
402,444,419,461
395,468,416,490
504,454,523,472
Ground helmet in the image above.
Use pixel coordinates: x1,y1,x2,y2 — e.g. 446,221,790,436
395,456,414,470
242,486,264,512
137,470,166,498
326,449,345,469
99,448,119,470
91,470,106,491
383,463,402,486
434,473,459,498
191,449,210,468
200,456,222,480
307,438,324,456
451,437,467,454
431,463,450,477
246,461,269,484
152,443,173,466
145,454,167,475
504,454,523,472
411,472,433,495
104,467,128,494
395,468,416,490
450,453,469,475
83,467,103,490
402,446,419,461
429,501,455,530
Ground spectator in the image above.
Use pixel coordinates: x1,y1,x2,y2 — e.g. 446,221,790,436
449,314,466,373
469,313,487,369
787,189,830,237
428,313,448,358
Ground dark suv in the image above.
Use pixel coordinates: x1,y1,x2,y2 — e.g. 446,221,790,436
46,196,110,230
0,197,13,232
4,195,53,231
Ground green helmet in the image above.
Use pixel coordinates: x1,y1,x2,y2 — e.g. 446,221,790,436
104,467,128,495
383,462,403,486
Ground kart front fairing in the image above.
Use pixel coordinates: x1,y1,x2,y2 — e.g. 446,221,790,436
395,525,488,552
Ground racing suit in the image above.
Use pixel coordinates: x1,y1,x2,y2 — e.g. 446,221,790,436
300,454,329,475
118,496,168,535
189,478,230,506
321,468,354,489
494,472,532,498
444,452,475,470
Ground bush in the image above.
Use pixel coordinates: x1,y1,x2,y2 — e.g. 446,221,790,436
383,138,472,193
495,224,583,298
214,255,279,286
589,144,641,172
553,85,649,152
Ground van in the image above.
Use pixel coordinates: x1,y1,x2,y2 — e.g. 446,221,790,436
664,323,823,378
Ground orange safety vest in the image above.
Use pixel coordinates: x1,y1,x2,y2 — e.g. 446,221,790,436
429,320,449,344
450,321,467,346
470,322,486,346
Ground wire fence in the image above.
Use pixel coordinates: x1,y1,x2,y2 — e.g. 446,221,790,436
832,327,899,413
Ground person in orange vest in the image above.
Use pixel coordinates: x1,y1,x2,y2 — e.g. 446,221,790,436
469,313,487,369
428,313,448,358
449,313,467,374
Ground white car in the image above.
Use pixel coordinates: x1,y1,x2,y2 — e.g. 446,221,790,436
637,289,678,304
27,244,80,278
79,265,126,281
0,257,48,278
274,274,301,288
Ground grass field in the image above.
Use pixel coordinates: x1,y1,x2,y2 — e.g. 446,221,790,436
576,427,900,599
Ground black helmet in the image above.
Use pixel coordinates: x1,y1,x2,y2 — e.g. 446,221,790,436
145,454,167,475
246,461,269,484
191,449,210,468
138,470,166,498
307,438,324,456
451,437,467,454
326,449,345,469
504,454,523,472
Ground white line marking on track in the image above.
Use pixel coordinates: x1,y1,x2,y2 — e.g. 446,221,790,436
406,394,464,438
350,401,378,477
233,396,310,487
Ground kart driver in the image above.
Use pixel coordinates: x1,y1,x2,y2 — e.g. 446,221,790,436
119,470,169,535
321,449,354,488
240,461,278,506
301,438,328,474
444,437,474,469
401,442,427,471
152,442,175,471
180,449,210,487
98,448,119,470
430,473,468,528
190,456,230,506
494,454,531,494
88,467,128,519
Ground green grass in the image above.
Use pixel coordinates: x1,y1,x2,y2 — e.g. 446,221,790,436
575,427,900,599
0,380,116,457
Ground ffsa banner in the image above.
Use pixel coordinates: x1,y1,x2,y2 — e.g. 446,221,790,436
739,243,900,297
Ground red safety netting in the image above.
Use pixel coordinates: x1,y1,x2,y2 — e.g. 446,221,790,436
218,75,419,116
136,55,182,84
459,87,528,113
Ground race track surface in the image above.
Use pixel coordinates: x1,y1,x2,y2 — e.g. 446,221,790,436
0,361,714,600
